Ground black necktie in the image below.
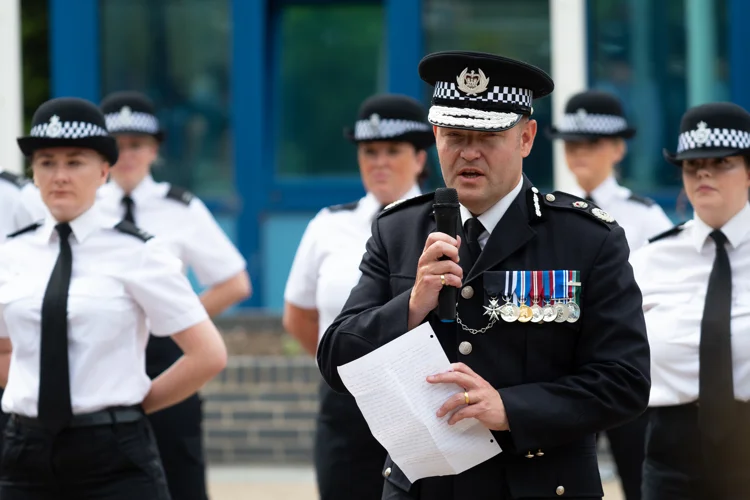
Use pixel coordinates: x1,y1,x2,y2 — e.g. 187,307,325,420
463,218,485,264
584,193,595,202
38,223,74,433
699,230,736,443
122,195,136,225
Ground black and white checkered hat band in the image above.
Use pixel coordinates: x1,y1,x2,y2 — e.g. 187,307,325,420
433,82,532,107
105,111,159,134
558,113,628,134
354,119,431,141
30,120,109,139
677,127,750,153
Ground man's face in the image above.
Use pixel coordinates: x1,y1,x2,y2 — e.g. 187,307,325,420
434,119,537,215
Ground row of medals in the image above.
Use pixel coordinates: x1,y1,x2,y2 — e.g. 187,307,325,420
490,296,581,324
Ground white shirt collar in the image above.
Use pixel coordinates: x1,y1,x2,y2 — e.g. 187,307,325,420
572,175,621,204
459,176,524,235
38,203,112,244
104,175,159,205
361,184,422,220
692,202,750,252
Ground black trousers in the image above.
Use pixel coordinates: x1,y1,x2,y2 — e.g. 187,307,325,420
315,381,387,500
146,336,208,500
642,403,750,500
0,411,170,499
604,412,648,500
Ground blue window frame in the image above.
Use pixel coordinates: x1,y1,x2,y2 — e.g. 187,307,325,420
49,0,422,309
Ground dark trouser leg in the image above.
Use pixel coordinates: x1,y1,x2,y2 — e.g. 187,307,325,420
642,404,750,500
146,335,208,500
0,416,171,500
315,382,388,500
606,411,648,500
148,395,207,500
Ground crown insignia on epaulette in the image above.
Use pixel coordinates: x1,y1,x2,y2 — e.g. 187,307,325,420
591,207,615,223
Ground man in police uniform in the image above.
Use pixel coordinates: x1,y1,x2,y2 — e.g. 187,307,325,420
317,51,650,500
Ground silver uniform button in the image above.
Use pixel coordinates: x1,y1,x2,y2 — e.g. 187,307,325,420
546,194,556,202
461,286,474,299
459,341,473,355
384,467,392,478
556,485,565,496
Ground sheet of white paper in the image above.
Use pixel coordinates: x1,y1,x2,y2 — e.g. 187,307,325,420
337,323,501,483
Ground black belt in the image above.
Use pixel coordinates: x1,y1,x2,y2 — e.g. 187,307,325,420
11,405,143,430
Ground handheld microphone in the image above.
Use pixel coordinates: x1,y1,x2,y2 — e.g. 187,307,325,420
433,187,460,322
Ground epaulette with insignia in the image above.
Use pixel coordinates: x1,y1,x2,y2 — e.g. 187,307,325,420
377,192,435,218
165,185,194,206
627,193,656,207
7,221,42,239
0,171,29,189
114,221,153,242
541,191,617,228
327,200,359,212
647,223,686,244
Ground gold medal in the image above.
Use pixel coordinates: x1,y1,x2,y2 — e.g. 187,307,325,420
518,304,533,323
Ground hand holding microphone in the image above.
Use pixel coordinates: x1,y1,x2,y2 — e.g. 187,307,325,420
407,188,462,330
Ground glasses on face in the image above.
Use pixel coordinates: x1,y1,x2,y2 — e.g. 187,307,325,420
682,157,743,176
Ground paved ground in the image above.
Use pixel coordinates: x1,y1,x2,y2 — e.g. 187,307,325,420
206,466,626,500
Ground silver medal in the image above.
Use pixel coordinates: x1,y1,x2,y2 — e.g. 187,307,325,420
500,302,520,322
566,302,581,323
530,304,544,323
542,304,556,322
554,303,569,323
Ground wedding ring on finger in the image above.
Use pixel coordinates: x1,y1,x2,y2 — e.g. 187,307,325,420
440,274,446,286
464,391,470,405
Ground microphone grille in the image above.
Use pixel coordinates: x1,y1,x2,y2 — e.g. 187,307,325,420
435,187,459,204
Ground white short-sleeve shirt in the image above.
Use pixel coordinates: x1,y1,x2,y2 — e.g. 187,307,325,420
0,171,28,242
0,205,209,416
570,175,674,251
284,185,421,343
96,176,246,287
631,203,750,407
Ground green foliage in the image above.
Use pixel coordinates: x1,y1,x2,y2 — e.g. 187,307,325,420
20,0,50,179
275,5,385,178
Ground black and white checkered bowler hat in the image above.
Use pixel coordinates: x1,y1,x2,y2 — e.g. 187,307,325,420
547,90,635,141
418,51,553,132
344,94,435,150
663,102,750,166
100,91,165,142
17,97,118,165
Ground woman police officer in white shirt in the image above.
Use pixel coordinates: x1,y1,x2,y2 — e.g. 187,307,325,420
547,90,673,500
283,94,433,500
631,102,750,499
0,97,227,499
94,90,250,500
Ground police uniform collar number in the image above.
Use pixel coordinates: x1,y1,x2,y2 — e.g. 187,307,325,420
418,51,554,132
663,102,750,165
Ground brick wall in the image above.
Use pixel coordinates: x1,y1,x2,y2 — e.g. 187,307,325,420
202,355,322,464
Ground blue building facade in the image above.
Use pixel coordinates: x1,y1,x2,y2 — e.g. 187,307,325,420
49,0,750,312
